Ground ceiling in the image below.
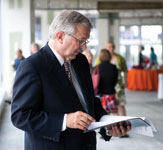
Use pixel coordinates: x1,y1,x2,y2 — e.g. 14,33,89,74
34,0,163,11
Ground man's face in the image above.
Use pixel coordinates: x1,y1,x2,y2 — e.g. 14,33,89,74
16,51,22,58
63,25,90,61
106,43,115,54
31,45,38,54
85,52,93,65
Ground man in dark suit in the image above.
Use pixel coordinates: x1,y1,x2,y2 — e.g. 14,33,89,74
11,10,130,150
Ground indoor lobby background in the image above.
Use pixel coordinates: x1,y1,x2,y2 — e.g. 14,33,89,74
0,0,163,150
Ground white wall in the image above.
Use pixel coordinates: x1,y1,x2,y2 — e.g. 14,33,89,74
1,0,32,95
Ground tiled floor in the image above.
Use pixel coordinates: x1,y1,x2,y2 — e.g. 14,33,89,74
0,90,163,150
97,90,163,150
0,103,24,150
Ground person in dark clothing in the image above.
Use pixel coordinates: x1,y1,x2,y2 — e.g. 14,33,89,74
82,50,94,74
149,47,158,67
139,45,145,68
30,43,40,54
13,49,25,71
98,49,118,115
11,10,130,150
7,49,25,104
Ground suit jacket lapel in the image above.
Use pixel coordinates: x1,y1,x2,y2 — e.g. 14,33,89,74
43,43,76,94
71,60,91,113
43,44,86,112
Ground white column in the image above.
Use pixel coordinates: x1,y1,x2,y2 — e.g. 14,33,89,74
1,0,33,96
162,20,163,65
0,0,2,87
109,19,120,53
96,18,109,55
30,0,35,44
96,15,120,55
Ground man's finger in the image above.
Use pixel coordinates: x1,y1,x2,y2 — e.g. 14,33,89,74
81,113,96,122
79,120,89,129
120,125,126,136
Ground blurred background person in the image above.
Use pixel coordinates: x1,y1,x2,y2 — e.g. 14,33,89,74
149,47,158,68
105,42,128,117
139,45,145,68
97,49,118,115
12,49,25,71
7,49,25,104
138,45,149,69
30,43,40,54
82,50,94,74
95,42,128,117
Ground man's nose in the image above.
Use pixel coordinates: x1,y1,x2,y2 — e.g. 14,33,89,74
80,44,87,51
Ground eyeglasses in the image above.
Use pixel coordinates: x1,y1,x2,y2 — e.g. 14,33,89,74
68,34,89,46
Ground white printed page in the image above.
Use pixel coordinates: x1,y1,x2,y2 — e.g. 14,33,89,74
130,126,154,137
85,115,156,137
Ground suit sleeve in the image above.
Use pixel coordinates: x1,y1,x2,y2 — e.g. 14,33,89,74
11,59,64,142
94,97,107,121
94,97,112,141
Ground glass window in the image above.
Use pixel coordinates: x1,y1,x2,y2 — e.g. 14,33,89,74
150,45,162,64
119,45,126,58
119,25,162,68
141,25,162,44
35,17,42,41
120,25,140,45
130,45,139,66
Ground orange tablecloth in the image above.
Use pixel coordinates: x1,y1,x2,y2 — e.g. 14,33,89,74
127,69,163,91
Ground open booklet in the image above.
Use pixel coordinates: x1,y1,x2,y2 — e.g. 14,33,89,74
84,115,157,137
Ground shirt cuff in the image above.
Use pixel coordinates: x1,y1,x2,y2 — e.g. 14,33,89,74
100,115,111,136
105,127,111,136
62,114,67,131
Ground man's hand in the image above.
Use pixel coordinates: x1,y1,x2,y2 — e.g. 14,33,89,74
66,111,96,130
107,121,131,137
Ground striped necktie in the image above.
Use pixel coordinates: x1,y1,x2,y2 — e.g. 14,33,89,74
63,61,88,112
63,61,73,84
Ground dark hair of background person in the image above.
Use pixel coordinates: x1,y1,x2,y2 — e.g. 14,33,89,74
99,49,111,62
151,47,154,52
17,49,22,54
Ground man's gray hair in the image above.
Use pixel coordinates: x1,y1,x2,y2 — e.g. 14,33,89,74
49,10,92,39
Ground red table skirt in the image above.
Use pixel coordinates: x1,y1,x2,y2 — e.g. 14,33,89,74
127,69,163,91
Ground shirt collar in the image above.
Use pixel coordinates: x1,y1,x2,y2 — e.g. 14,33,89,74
48,42,65,66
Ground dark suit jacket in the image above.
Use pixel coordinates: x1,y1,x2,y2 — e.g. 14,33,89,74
98,61,118,95
11,43,108,150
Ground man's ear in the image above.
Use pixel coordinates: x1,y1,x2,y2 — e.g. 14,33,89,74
56,31,65,44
